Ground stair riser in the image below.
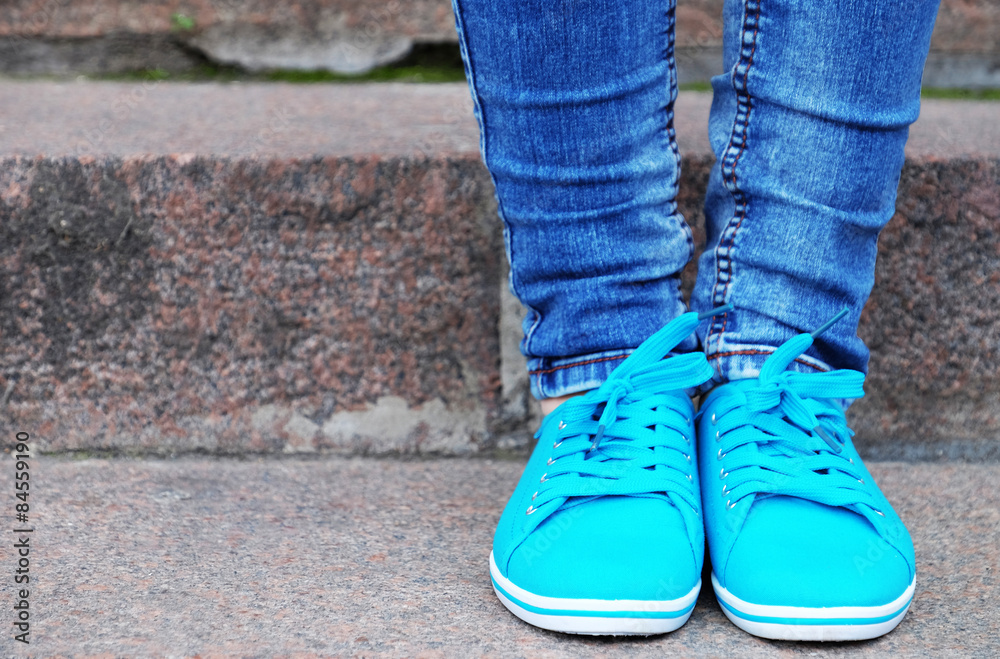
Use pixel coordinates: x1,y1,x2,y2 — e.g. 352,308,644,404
3,154,998,456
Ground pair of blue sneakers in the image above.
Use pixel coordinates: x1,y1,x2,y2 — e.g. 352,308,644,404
489,308,915,641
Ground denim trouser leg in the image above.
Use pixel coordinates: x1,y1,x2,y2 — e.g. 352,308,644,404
691,0,941,382
453,0,941,399
452,0,695,399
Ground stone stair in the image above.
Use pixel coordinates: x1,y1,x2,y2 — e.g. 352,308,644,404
1,0,999,87
3,455,996,655
1,28,999,654
1,81,998,459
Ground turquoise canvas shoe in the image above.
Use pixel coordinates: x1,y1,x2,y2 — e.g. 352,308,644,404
697,313,916,641
490,309,724,635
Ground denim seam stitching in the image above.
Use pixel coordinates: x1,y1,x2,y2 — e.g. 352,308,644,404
708,0,762,367
451,0,543,359
663,2,695,265
528,354,630,377
707,350,829,373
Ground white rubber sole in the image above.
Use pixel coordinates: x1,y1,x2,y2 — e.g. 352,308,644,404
712,572,916,641
489,551,699,636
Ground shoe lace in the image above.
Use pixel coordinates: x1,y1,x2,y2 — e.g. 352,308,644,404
527,307,728,521
711,310,881,514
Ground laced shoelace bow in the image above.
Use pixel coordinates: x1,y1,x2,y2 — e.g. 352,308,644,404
525,307,729,524
711,312,883,515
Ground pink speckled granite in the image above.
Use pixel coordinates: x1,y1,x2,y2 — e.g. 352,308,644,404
3,455,998,656
0,1,998,86
0,82,998,457
0,0,456,39
0,0,995,52
0,154,502,454
0,0,458,75
0,0,997,83
853,158,1000,458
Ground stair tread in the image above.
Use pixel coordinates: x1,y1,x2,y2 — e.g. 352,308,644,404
1,82,997,158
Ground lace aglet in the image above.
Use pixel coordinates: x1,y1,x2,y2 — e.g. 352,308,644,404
814,426,842,453
810,308,849,339
698,303,734,321
587,424,606,455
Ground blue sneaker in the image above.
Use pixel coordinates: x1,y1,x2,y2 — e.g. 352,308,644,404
490,310,721,635
697,314,916,641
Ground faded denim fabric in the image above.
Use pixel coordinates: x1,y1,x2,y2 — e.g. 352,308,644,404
452,0,940,398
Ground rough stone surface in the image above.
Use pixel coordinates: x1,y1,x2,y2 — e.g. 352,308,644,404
1,0,997,81
922,52,1000,90
0,455,996,655
0,0,458,74
931,0,1000,54
0,31,203,76
0,82,998,457
0,154,502,456
0,0,455,40
854,159,1000,459
0,82,504,455
186,22,415,75
0,0,993,51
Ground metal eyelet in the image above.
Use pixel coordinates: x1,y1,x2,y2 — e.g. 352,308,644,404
552,441,562,449
721,484,729,496
540,473,548,483
849,457,854,464
875,509,885,517
711,413,717,425
719,468,729,480
546,457,557,466
526,505,537,515
726,499,736,510
717,448,727,460
683,453,691,462
687,473,693,482
531,491,538,500
858,478,865,484
715,430,721,442
558,420,566,430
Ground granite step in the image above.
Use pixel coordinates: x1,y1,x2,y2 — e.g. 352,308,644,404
2,455,996,655
0,0,457,76
0,81,998,459
0,0,998,87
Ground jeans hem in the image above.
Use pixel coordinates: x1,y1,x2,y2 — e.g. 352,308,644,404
703,342,855,410
528,349,634,400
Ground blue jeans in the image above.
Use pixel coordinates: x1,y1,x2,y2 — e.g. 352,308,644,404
452,0,940,399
